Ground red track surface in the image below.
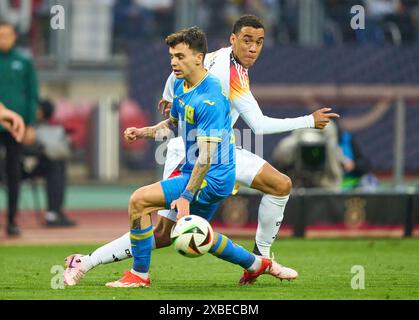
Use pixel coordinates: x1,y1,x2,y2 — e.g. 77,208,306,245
0,210,130,245
1,210,417,244
0,210,268,245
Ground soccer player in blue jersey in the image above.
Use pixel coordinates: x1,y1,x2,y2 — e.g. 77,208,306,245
105,27,280,288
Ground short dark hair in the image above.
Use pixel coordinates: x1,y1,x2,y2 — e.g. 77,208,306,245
39,99,55,121
165,26,208,58
232,14,264,34
0,20,15,30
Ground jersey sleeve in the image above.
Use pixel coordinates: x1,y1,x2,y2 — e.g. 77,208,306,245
195,95,226,143
162,72,176,102
232,91,314,135
169,98,179,123
230,65,314,134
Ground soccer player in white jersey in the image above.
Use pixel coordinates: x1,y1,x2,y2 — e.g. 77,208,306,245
63,15,338,286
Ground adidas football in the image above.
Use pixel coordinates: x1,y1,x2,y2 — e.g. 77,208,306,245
170,215,214,258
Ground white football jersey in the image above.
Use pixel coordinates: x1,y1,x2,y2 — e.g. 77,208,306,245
162,46,313,134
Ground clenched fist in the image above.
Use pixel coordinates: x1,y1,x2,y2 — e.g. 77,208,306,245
124,127,147,143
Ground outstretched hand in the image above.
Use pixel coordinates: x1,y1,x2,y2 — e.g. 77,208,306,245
312,107,340,129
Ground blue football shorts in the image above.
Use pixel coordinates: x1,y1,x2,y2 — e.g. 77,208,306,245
160,173,226,221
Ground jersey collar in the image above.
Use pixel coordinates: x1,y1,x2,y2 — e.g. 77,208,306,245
182,70,209,94
230,47,249,71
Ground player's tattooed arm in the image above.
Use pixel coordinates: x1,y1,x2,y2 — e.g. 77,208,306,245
146,117,178,139
185,140,218,194
171,139,218,220
124,117,177,142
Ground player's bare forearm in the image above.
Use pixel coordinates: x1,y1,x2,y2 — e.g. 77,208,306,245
185,140,217,194
125,118,177,142
171,140,216,220
146,118,177,139
186,161,211,195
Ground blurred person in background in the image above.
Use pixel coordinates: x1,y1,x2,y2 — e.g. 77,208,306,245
0,20,39,236
361,0,417,43
112,0,174,52
21,99,76,227
337,124,377,190
112,0,153,52
245,0,280,44
222,0,280,44
138,0,174,39
324,0,359,43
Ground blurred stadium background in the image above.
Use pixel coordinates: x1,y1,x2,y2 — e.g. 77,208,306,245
1,0,419,244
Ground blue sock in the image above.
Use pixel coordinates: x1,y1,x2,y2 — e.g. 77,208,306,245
209,233,255,269
130,225,154,273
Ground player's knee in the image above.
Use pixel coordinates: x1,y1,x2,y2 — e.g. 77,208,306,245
272,175,292,196
284,175,293,193
129,187,149,213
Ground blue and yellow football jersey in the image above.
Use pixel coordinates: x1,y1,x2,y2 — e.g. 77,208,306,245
170,72,235,198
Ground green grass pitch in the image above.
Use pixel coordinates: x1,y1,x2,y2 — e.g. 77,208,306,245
1,239,419,300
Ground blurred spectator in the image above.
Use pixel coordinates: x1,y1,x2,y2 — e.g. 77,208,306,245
1,0,64,56
0,20,39,236
359,0,400,43
365,0,402,18
245,0,280,44
359,0,417,44
205,0,235,40
112,0,174,53
324,0,358,43
202,0,280,43
112,0,153,53
321,0,419,44
29,0,52,57
338,126,377,190
0,0,32,36
280,0,300,43
137,0,174,38
21,99,76,227
272,120,343,189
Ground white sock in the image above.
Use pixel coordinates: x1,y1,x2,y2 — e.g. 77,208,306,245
247,255,262,272
77,255,94,271
87,231,157,270
130,269,149,279
255,194,289,257
88,232,133,268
